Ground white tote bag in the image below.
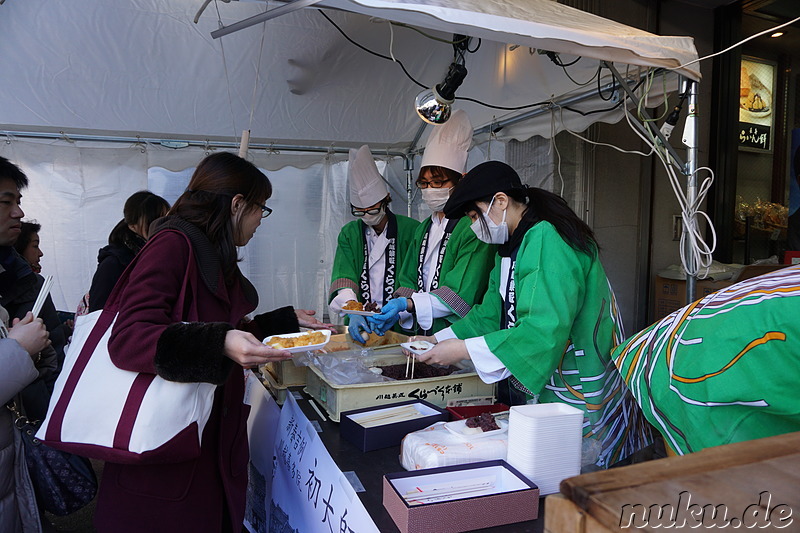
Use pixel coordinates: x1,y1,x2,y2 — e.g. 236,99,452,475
37,230,217,464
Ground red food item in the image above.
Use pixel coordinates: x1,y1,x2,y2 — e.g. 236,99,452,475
464,412,500,432
364,301,380,312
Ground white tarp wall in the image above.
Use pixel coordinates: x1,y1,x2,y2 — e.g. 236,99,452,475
0,138,501,321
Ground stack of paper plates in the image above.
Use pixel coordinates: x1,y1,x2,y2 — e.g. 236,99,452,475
506,403,583,495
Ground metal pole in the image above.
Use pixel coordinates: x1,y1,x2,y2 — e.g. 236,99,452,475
603,63,686,168
210,0,324,39
404,155,414,218
0,129,408,159
683,80,699,302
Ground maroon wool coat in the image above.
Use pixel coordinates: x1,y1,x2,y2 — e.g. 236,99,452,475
93,222,295,533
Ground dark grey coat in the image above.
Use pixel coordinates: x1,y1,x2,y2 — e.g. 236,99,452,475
0,332,43,533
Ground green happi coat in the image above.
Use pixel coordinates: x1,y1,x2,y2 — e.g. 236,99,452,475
394,216,496,334
329,212,420,308
613,264,800,456
450,221,652,467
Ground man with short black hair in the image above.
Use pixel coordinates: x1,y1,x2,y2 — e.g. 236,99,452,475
0,156,61,412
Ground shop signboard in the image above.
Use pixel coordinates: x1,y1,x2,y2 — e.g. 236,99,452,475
738,56,776,153
270,394,380,533
243,373,379,533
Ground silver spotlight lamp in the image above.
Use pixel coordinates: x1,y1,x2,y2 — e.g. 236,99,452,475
415,62,468,125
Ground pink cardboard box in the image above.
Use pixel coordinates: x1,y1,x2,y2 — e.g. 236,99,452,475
382,460,539,533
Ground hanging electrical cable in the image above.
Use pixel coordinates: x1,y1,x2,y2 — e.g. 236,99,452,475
620,88,716,277
318,9,630,116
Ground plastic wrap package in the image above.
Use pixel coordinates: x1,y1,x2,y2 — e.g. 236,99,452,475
299,349,389,386
298,347,477,386
400,422,508,471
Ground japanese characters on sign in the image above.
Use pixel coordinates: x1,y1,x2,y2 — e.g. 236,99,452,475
270,395,379,533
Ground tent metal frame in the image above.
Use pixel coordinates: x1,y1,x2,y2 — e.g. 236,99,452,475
600,63,699,300
1,129,418,217
4,63,700,300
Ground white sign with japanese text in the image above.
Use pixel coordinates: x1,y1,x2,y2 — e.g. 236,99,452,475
269,394,380,533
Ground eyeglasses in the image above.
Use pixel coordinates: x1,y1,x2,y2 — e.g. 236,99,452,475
351,202,385,217
415,178,451,189
260,204,273,219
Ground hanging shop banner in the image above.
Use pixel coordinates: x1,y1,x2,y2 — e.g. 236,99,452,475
738,56,776,153
269,394,380,533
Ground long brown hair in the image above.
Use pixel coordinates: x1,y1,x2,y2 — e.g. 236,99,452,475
169,152,272,282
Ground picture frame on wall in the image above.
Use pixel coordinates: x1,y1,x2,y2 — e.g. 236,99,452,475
738,56,776,153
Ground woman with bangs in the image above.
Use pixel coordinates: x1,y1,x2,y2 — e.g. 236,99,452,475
406,161,653,468
368,110,496,337
94,152,329,532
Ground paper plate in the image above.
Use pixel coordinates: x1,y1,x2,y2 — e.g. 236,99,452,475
263,330,331,353
344,310,378,317
444,418,508,440
400,341,435,355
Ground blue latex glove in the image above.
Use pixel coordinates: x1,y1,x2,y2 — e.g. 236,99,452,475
347,314,372,345
366,297,407,336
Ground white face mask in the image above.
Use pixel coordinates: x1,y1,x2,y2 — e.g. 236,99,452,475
421,187,452,213
470,197,508,244
360,207,385,227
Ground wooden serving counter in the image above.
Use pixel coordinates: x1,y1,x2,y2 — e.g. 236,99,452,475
545,432,800,532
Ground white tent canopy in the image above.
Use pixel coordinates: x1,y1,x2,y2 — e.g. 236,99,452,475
1,0,698,148
0,0,699,320
318,0,700,78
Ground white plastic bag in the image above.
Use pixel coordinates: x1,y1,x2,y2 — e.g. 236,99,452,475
400,421,508,471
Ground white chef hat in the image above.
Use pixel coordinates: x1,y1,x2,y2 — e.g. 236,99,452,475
420,109,473,174
349,145,388,208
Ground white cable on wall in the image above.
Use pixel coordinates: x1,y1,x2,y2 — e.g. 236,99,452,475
549,69,716,278
621,89,716,277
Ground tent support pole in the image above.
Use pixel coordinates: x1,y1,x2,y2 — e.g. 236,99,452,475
404,156,414,218
604,65,701,302
684,80,699,302
404,121,428,218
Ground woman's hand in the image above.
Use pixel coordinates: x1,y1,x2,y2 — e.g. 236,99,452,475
8,312,51,358
295,309,337,332
224,329,292,368
415,339,469,366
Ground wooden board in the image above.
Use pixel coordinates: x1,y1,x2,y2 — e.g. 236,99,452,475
556,432,800,532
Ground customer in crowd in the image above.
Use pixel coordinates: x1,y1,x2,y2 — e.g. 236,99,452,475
14,221,43,274
328,145,419,343
15,220,73,363
93,152,331,533
0,158,60,404
82,190,170,314
408,161,653,468
0,156,53,533
0,306,52,533
368,110,496,336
